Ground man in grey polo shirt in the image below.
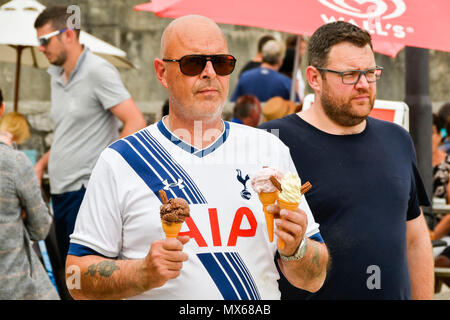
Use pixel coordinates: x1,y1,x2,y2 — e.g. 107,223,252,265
34,6,146,264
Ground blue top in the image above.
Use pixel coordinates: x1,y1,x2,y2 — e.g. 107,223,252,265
260,114,430,300
231,67,298,102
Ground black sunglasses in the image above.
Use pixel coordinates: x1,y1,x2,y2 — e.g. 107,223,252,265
38,28,68,46
163,54,236,76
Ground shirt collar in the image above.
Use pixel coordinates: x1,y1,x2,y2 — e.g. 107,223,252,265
47,46,89,84
157,116,230,158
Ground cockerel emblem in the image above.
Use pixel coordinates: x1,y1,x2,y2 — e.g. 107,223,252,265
236,169,251,200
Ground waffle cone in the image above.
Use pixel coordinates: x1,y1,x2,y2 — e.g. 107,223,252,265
258,191,278,242
277,198,299,250
258,191,278,205
161,220,183,238
278,198,299,211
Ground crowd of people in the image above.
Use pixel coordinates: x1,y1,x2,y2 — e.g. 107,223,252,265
0,5,448,301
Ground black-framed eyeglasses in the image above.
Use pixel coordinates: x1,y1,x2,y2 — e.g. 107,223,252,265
316,66,383,84
38,28,68,46
163,54,236,76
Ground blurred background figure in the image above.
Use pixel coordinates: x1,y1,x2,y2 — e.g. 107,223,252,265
239,34,275,77
279,34,307,104
431,113,450,290
261,96,296,123
161,98,169,119
0,111,30,147
231,39,299,103
437,102,450,154
0,89,59,300
432,113,450,203
231,94,261,127
33,6,146,268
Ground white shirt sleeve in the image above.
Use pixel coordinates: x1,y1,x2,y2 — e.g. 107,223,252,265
69,151,123,258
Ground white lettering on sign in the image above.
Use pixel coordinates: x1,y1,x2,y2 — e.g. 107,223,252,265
318,0,413,39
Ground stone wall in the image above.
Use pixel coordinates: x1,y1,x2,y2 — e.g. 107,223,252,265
1,0,449,159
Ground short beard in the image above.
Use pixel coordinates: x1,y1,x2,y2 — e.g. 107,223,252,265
320,85,374,127
51,50,67,66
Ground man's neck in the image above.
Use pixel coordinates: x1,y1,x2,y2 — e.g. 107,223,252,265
298,101,367,135
62,44,84,81
164,115,224,149
252,53,262,63
260,62,279,71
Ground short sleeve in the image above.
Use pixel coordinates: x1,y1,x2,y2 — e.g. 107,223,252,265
69,152,122,258
407,162,431,221
276,137,321,238
93,62,131,110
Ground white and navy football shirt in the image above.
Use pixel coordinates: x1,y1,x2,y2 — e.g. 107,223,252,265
69,119,322,299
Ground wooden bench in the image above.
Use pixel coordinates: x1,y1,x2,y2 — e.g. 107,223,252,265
435,267,450,293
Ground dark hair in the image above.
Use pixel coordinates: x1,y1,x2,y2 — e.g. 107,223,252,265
308,21,372,68
279,47,295,77
0,88,3,106
162,99,169,117
437,102,450,134
233,95,260,119
257,35,275,53
34,6,80,38
433,113,444,132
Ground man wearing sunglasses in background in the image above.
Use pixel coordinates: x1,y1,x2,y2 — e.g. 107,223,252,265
33,6,146,297
260,21,434,300
65,15,329,300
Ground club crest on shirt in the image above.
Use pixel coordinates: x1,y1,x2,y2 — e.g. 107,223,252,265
236,169,251,200
162,178,185,191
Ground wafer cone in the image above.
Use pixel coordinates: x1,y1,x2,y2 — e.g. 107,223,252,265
258,191,278,242
161,220,183,238
277,198,299,250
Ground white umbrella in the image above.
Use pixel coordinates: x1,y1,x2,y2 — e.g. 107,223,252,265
0,0,135,111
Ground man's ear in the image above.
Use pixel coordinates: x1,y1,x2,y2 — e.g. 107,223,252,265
154,58,168,89
0,102,4,118
305,66,322,93
64,28,78,45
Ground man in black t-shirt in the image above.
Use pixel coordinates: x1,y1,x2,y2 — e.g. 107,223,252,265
260,21,434,300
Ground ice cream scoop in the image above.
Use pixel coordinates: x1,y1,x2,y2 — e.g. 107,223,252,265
278,172,302,204
159,190,190,238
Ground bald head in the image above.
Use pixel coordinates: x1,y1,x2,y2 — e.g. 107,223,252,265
160,15,227,57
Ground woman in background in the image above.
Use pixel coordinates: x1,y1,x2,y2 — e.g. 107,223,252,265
0,90,59,299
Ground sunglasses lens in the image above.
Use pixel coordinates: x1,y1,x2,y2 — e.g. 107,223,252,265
212,56,236,76
179,56,206,76
39,38,48,46
179,55,236,76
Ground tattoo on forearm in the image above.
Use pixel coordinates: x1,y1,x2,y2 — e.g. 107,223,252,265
85,261,120,277
311,243,320,269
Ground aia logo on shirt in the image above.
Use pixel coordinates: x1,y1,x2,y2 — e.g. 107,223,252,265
236,169,251,200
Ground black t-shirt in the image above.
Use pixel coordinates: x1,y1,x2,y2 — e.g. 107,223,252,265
260,114,430,300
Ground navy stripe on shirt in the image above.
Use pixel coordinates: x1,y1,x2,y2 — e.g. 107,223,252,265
68,243,116,259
